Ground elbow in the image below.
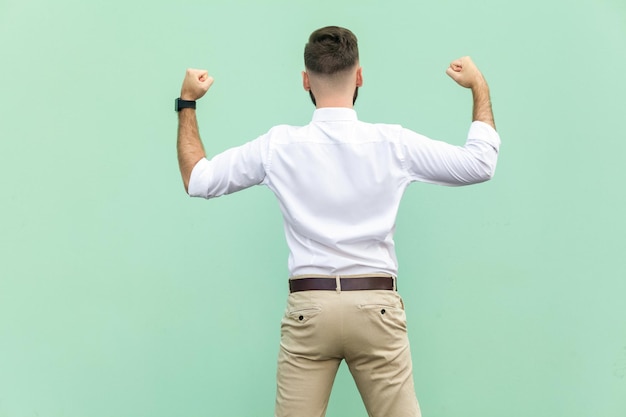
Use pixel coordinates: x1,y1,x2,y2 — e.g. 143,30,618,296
179,155,205,197
181,174,191,195
459,140,499,184
466,148,498,184
477,161,497,183
460,160,497,185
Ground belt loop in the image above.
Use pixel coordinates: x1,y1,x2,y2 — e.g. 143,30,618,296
393,276,397,291
335,275,341,293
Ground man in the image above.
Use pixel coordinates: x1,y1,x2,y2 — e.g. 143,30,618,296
176,26,499,417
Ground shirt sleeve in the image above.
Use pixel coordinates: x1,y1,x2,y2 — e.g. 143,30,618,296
401,121,501,186
188,135,269,198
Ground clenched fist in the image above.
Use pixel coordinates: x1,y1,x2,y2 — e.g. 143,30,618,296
180,68,214,101
445,57,485,89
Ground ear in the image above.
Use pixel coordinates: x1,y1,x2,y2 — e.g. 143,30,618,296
356,67,363,87
302,71,311,91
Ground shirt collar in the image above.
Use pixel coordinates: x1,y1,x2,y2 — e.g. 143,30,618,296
312,107,358,122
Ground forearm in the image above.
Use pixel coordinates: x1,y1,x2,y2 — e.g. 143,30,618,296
445,56,496,131
471,79,496,130
175,68,214,193
177,108,206,193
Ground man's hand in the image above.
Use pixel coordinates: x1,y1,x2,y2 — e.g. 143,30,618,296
180,68,214,101
445,56,485,89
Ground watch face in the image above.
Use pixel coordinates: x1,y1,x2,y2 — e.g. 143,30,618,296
175,98,181,112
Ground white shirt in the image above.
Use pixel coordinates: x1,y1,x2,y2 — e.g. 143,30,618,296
189,108,500,277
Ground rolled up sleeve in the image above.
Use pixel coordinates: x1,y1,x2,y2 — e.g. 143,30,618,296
402,121,501,186
188,136,268,198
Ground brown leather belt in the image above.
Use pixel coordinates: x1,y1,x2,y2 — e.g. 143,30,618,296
289,276,395,293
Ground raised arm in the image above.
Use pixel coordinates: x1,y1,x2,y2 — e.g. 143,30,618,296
446,56,496,130
399,57,500,187
176,69,214,193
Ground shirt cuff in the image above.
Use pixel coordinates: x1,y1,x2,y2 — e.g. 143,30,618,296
188,157,211,198
468,121,501,151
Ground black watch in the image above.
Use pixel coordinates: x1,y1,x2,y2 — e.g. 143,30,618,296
175,98,196,112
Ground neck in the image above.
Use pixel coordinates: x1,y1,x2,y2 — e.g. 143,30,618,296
311,86,359,109
315,97,355,109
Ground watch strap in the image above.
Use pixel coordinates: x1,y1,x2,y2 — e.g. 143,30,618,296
175,98,196,111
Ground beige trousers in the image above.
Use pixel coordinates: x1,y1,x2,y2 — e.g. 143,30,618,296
275,276,421,417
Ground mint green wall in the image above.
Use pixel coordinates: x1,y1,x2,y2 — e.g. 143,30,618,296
1,0,625,416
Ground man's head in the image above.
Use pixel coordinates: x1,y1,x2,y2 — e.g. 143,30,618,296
304,26,359,74
302,26,363,107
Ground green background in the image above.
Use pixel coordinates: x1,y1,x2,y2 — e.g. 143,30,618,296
1,0,625,416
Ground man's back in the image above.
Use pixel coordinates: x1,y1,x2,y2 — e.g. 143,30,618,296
189,107,499,277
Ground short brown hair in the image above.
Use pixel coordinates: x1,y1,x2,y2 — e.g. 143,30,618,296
304,26,359,75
